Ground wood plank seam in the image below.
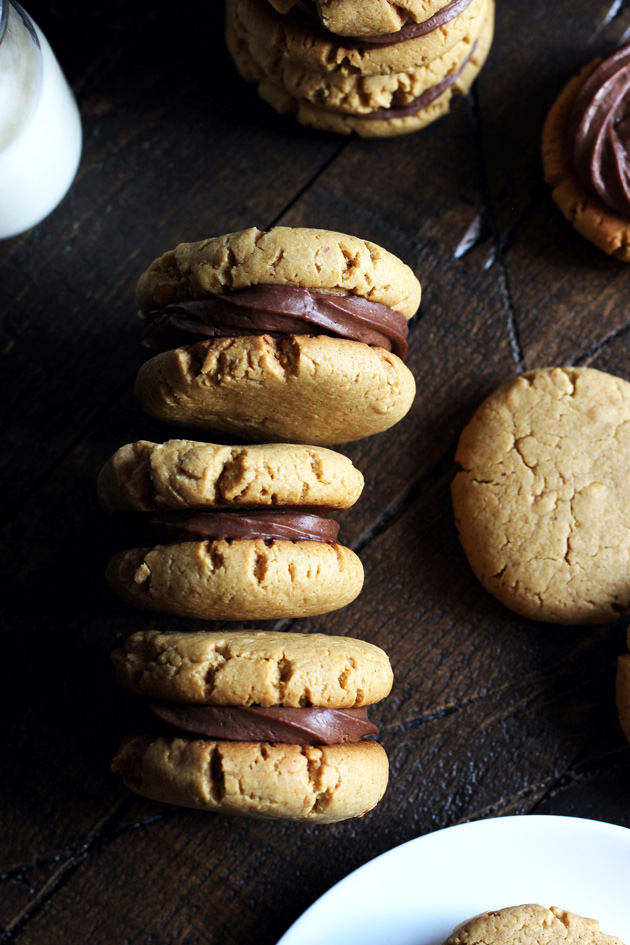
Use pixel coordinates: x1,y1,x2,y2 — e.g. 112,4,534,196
465,88,526,373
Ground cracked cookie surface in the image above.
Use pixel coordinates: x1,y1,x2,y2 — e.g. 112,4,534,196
106,539,364,620
112,736,388,822
113,630,394,706
444,905,626,945
452,367,630,624
98,439,364,512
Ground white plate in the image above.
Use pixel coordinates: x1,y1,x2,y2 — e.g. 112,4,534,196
277,815,630,945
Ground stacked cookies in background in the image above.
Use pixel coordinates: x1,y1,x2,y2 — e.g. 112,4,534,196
100,224,421,821
225,0,495,136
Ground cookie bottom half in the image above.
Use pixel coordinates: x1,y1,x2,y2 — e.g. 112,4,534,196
113,736,389,822
134,334,416,444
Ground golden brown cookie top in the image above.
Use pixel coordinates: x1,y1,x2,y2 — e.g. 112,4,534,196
98,439,364,511
445,905,625,945
136,226,421,319
452,367,630,624
112,630,394,707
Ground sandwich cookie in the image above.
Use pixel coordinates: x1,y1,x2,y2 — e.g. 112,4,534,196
227,0,493,137
99,439,364,620
617,626,630,743
443,905,626,945
111,630,393,822
134,226,419,444
452,367,630,624
542,44,630,261
267,0,473,39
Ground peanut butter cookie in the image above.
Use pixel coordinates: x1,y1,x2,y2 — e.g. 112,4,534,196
452,367,630,624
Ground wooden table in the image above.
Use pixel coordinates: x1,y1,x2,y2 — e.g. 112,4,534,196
3,1,630,942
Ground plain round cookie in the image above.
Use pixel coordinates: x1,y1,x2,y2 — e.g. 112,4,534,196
112,630,394,707
268,0,459,37
112,736,389,822
97,439,364,512
228,0,487,77
542,60,630,262
134,335,416,445
617,626,630,742
106,539,364,620
452,367,630,624
444,905,626,945
136,226,421,320
228,4,487,115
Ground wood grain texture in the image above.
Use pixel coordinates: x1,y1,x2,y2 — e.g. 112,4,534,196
2,0,630,942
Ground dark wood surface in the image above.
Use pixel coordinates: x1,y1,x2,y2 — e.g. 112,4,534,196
3,2,630,942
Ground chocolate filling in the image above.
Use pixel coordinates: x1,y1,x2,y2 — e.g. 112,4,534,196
140,510,340,545
363,42,476,120
288,0,474,48
569,44,630,217
150,702,378,745
142,284,409,359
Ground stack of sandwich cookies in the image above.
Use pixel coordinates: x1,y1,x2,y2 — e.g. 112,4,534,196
135,226,419,444
112,631,393,822
226,0,494,136
99,439,365,619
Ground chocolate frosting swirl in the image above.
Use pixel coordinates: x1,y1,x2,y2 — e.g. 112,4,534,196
289,0,474,48
569,44,630,216
141,510,340,545
143,284,409,359
150,703,378,745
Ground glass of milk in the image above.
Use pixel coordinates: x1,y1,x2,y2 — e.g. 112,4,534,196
0,0,82,239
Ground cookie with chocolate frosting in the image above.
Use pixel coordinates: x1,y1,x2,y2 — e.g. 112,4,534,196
452,367,630,624
543,45,630,261
112,630,392,822
134,226,419,444
229,0,493,137
617,626,630,742
443,905,625,945
100,438,364,619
